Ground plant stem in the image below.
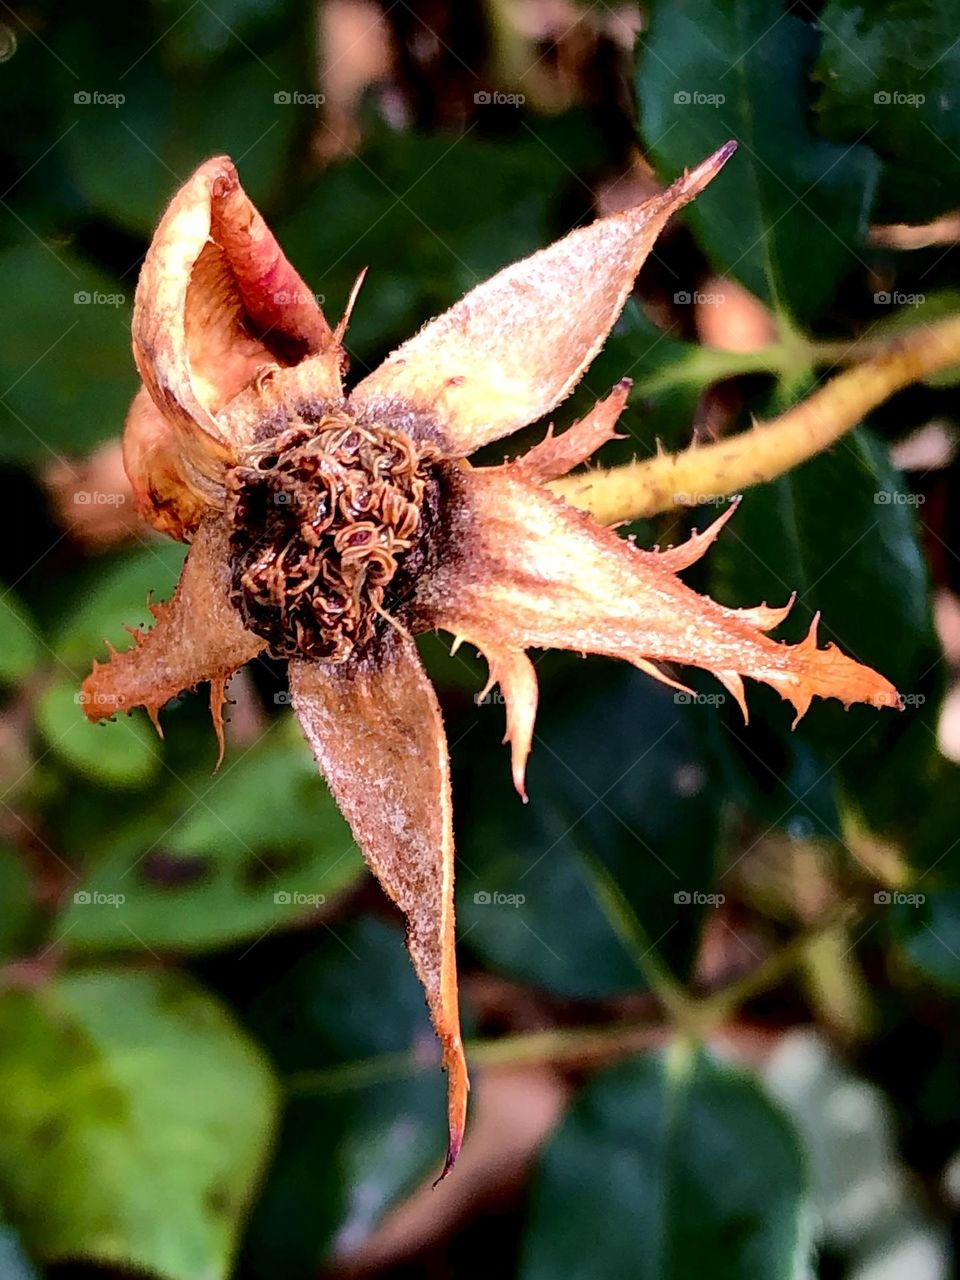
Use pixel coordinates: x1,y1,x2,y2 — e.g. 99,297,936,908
285,1020,664,1096
576,845,691,1025
552,314,960,525
285,907,857,1096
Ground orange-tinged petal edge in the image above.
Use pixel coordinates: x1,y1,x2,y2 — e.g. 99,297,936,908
81,514,265,759
414,465,900,779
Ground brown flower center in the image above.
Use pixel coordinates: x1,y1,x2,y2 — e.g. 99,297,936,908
226,413,436,662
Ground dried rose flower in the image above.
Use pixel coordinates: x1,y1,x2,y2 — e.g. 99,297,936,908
82,143,898,1178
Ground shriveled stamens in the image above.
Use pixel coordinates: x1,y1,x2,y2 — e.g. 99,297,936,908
226,414,434,661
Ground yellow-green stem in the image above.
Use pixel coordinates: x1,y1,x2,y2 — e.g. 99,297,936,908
552,314,960,525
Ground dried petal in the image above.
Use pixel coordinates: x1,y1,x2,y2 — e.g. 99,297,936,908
349,143,737,457
512,381,631,484
132,156,343,495
415,467,900,747
288,630,468,1177
469,640,538,801
81,514,265,756
123,386,209,540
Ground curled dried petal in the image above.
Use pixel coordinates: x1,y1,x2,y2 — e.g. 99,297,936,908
123,386,209,540
289,631,468,1178
349,143,737,457
132,156,344,499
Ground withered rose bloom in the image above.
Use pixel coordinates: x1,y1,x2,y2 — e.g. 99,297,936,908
82,142,898,1178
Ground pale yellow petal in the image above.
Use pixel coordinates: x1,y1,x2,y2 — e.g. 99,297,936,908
350,144,737,456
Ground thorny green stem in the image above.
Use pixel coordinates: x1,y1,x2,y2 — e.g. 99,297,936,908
551,313,960,525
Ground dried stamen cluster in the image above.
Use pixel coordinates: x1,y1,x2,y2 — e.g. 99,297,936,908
226,415,434,661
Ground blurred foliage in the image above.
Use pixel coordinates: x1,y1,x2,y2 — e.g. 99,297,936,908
0,969,277,1276
521,1047,807,1280
636,0,880,328
240,915,448,1274
813,0,960,223
0,0,958,1278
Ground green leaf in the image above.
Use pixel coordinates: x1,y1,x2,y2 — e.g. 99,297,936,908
241,916,447,1277
278,113,616,370
813,0,960,221
0,2,312,237
0,247,138,464
0,844,35,962
150,0,302,70
871,749,960,886
60,719,363,951
636,0,880,326
64,60,301,237
520,1045,809,1280
0,588,41,684
34,675,161,788
64,11,304,236
28,544,185,788
0,967,278,1280
892,891,960,993
52,542,186,670
457,659,723,997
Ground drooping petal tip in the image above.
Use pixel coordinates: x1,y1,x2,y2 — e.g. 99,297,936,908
435,1034,469,1184
289,633,469,1180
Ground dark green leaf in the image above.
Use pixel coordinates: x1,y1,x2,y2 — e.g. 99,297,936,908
0,845,34,962
458,659,723,997
636,0,880,326
892,890,960,993
0,247,137,464
278,113,615,371
27,544,185,786
521,1045,808,1280
707,425,936,827
35,675,162,787
813,0,960,221
241,916,447,1277
0,967,278,1280
63,58,301,237
52,542,186,670
150,0,302,70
